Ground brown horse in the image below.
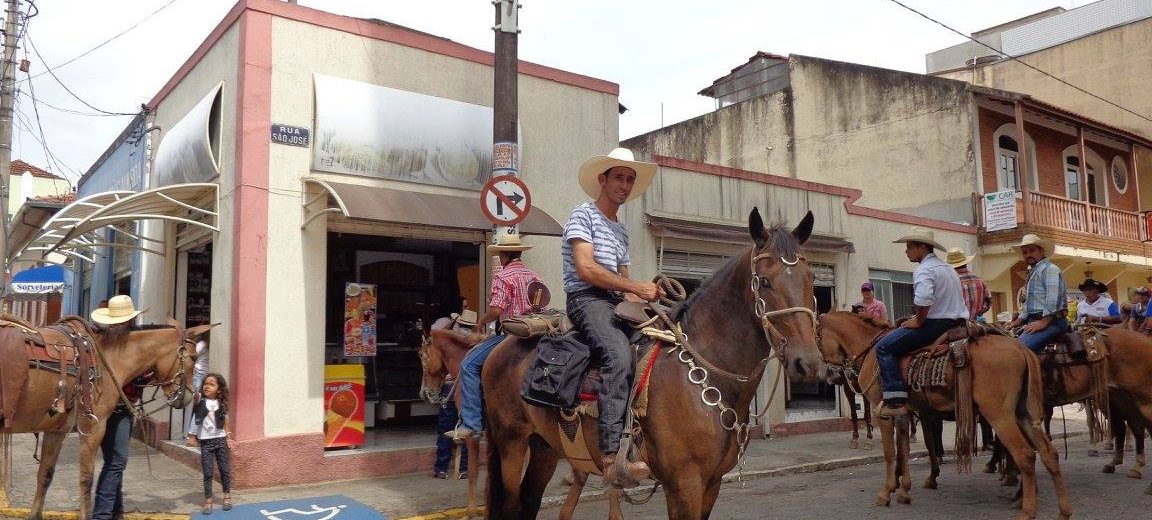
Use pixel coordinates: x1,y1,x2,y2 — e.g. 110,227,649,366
482,208,824,520
1102,388,1148,485
815,311,1071,520
0,318,208,520
419,327,621,519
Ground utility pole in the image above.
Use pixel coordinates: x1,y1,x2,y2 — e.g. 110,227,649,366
0,0,21,272
491,0,520,239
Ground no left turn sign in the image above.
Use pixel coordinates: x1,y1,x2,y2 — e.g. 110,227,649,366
481,175,532,226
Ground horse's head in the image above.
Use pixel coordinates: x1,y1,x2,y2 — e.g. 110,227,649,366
815,311,889,382
417,332,448,404
119,321,211,410
748,208,825,382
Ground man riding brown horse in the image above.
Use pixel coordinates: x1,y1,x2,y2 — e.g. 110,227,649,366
561,147,663,488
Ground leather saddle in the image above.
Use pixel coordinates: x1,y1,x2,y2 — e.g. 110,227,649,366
0,318,92,426
614,301,668,327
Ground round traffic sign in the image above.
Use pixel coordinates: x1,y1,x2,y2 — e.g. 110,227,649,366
480,175,532,226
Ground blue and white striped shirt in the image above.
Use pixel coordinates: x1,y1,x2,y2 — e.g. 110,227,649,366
1025,258,1067,317
561,201,630,293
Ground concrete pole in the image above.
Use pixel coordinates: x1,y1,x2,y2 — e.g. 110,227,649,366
487,0,521,318
0,0,21,272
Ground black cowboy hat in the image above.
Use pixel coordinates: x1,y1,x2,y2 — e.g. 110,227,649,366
1078,279,1107,292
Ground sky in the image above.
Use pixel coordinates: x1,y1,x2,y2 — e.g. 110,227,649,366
12,0,1081,184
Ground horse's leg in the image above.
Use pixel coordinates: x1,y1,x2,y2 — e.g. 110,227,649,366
518,435,559,518
875,416,898,506
1105,408,1128,474
605,487,623,520
863,395,875,450
979,415,994,452
1019,416,1072,520
485,431,528,519
699,476,724,518
986,435,1002,474
662,471,708,520
29,432,66,520
992,418,1040,520
557,469,590,520
1128,419,1146,480
894,414,912,505
465,435,481,519
908,413,918,444
847,386,860,449
921,415,942,490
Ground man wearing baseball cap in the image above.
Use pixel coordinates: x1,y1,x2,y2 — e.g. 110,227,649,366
856,282,888,323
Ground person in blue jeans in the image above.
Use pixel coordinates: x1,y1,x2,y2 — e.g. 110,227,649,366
433,377,467,479
1006,234,1069,353
875,227,968,417
446,232,545,440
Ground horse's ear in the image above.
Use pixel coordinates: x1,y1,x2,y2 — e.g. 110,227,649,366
186,323,217,340
748,207,768,248
792,211,814,245
166,317,179,328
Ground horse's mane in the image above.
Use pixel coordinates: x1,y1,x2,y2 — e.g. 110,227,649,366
828,310,892,330
430,328,484,348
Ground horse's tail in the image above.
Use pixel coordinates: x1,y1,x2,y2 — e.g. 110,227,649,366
485,426,508,519
1020,346,1045,430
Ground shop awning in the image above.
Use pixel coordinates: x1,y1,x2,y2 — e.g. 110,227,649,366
11,264,65,294
646,212,855,254
302,179,564,236
9,184,218,268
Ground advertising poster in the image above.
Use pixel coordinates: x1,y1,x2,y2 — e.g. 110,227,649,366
323,364,366,449
983,190,1018,232
343,282,378,356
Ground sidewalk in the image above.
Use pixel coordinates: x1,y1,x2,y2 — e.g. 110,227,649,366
0,410,1090,520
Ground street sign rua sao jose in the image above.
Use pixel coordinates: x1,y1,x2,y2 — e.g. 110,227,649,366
480,175,532,226
270,124,310,147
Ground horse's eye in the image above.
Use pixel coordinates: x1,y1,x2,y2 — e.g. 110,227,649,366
759,278,771,290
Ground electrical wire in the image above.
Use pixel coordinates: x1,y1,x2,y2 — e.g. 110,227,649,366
18,0,180,84
24,34,138,116
883,0,1152,124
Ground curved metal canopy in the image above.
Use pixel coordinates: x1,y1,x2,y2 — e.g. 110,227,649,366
9,183,219,269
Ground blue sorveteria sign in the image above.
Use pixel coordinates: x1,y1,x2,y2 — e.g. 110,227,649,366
271,124,311,147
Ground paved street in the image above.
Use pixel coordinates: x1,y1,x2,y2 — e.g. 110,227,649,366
543,435,1151,519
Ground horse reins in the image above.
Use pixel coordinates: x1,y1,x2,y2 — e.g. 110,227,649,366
815,317,886,397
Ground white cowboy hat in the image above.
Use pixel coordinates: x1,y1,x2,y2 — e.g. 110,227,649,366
577,147,657,202
1012,234,1053,254
944,247,975,268
91,295,146,325
450,310,478,328
487,231,532,253
892,227,945,251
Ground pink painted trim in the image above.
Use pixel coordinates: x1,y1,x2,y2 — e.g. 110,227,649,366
653,155,977,234
151,0,617,109
230,10,273,441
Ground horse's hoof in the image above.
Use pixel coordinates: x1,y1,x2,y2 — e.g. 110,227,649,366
849,439,859,450
984,464,997,474
1003,476,1019,487
896,493,912,505
1128,469,1143,479
875,494,891,507
1105,442,1115,451
1103,464,1116,474
922,479,938,490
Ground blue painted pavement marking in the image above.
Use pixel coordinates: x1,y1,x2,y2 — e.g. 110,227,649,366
190,495,386,520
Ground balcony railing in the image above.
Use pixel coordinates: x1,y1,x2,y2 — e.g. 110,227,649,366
1027,191,1142,241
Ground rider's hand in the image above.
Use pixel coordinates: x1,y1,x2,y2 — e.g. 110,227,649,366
902,318,922,329
1022,317,1050,334
633,281,664,302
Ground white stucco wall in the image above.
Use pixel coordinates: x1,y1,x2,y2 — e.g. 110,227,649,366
7,176,72,216
142,20,240,383
265,17,618,436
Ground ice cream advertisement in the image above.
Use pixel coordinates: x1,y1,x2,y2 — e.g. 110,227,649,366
323,365,366,449
343,282,378,356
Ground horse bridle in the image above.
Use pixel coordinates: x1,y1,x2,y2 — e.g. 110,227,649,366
417,334,454,407
140,335,195,411
750,249,819,368
814,317,885,396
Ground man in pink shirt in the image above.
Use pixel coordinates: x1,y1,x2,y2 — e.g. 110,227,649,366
857,282,889,323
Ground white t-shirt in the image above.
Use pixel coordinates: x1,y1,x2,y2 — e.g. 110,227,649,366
1076,296,1120,324
188,399,227,440
193,340,209,381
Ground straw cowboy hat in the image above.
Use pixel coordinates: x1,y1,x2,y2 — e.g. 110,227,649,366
487,231,533,254
944,247,975,268
892,226,945,251
1012,234,1053,254
577,147,657,202
450,310,478,328
90,295,145,325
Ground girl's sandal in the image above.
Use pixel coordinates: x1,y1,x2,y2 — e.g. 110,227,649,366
222,497,233,511
202,499,213,515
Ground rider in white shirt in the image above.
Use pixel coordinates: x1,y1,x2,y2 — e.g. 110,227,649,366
1075,279,1121,325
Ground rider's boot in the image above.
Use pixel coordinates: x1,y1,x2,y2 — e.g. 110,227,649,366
603,452,649,488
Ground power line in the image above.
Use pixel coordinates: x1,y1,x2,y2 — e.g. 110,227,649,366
24,34,138,116
883,0,1152,124
18,0,179,84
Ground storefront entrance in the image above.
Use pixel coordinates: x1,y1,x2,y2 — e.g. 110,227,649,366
784,263,839,421
325,232,480,449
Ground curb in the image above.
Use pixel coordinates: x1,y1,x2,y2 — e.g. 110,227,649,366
0,509,188,520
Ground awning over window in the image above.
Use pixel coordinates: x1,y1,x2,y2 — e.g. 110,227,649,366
11,264,65,294
303,179,564,236
645,213,855,254
10,184,218,268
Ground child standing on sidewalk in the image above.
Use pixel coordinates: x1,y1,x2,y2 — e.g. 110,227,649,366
187,373,235,514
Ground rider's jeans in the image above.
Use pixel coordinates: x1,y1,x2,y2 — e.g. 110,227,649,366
566,289,631,454
1018,316,1070,353
458,334,506,431
92,406,133,520
876,318,960,400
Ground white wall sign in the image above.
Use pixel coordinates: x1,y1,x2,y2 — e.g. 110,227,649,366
983,190,1018,232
